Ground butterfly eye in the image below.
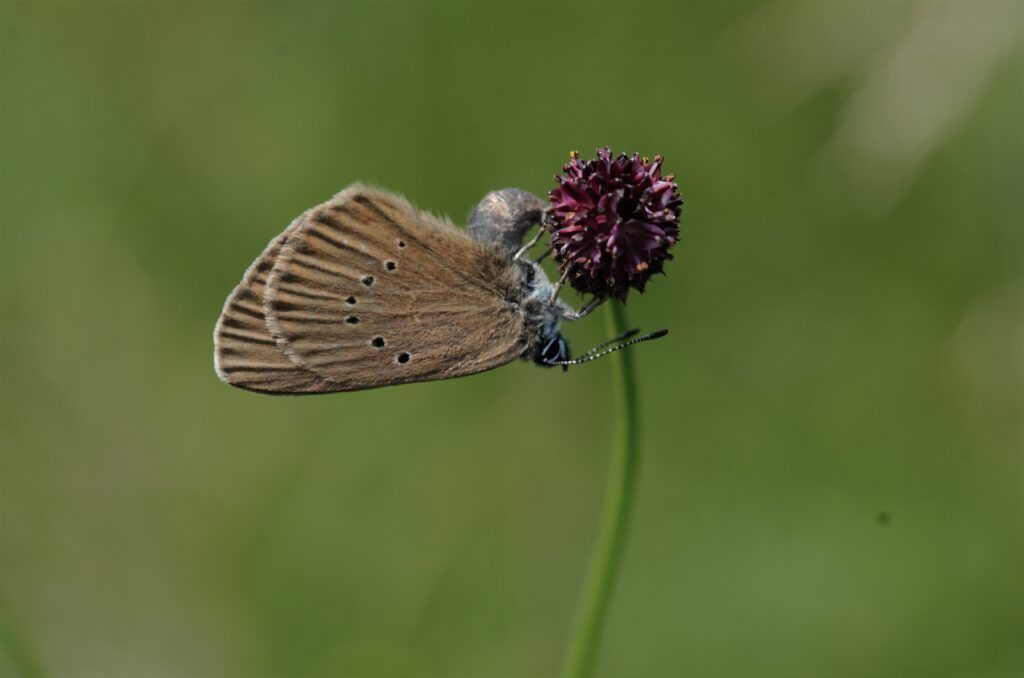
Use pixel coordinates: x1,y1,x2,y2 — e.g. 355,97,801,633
397,352,411,364
542,339,561,362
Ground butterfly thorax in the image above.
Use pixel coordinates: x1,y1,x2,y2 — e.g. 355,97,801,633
511,259,572,368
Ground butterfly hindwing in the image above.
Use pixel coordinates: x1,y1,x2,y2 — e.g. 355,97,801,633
213,219,339,394
264,185,528,392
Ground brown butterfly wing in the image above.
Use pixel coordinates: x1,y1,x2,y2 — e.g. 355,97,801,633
264,185,528,392
213,218,338,394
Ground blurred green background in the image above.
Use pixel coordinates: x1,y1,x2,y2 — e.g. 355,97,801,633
2,1,1022,677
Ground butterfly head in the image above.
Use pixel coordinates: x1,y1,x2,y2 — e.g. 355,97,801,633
536,332,571,372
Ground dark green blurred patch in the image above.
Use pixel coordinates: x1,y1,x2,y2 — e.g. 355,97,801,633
2,2,1021,677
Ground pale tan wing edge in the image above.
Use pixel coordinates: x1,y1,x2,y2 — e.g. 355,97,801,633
213,218,341,394
264,184,528,392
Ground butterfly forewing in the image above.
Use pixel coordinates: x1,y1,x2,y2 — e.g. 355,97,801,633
263,185,527,392
213,219,339,394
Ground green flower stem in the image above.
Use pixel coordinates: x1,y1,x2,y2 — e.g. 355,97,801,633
561,300,639,678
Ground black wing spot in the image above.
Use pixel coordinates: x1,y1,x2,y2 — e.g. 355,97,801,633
398,241,406,248
397,352,410,364
345,316,360,324
346,296,357,305
385,261,397,271
371,337,385,348
361,276,374,287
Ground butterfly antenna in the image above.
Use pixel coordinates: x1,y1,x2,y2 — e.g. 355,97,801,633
576,328,641,359
549,329,668,367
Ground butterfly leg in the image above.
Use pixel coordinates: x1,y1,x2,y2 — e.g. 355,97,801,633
547,268,570,305
559,296,605,322
514,228,545,261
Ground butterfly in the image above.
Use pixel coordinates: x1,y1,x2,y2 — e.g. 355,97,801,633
213,184,664,394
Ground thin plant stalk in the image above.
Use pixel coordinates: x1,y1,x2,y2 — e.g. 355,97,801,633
561,300,639,678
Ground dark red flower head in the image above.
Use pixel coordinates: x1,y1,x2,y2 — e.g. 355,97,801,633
546,147,682,299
